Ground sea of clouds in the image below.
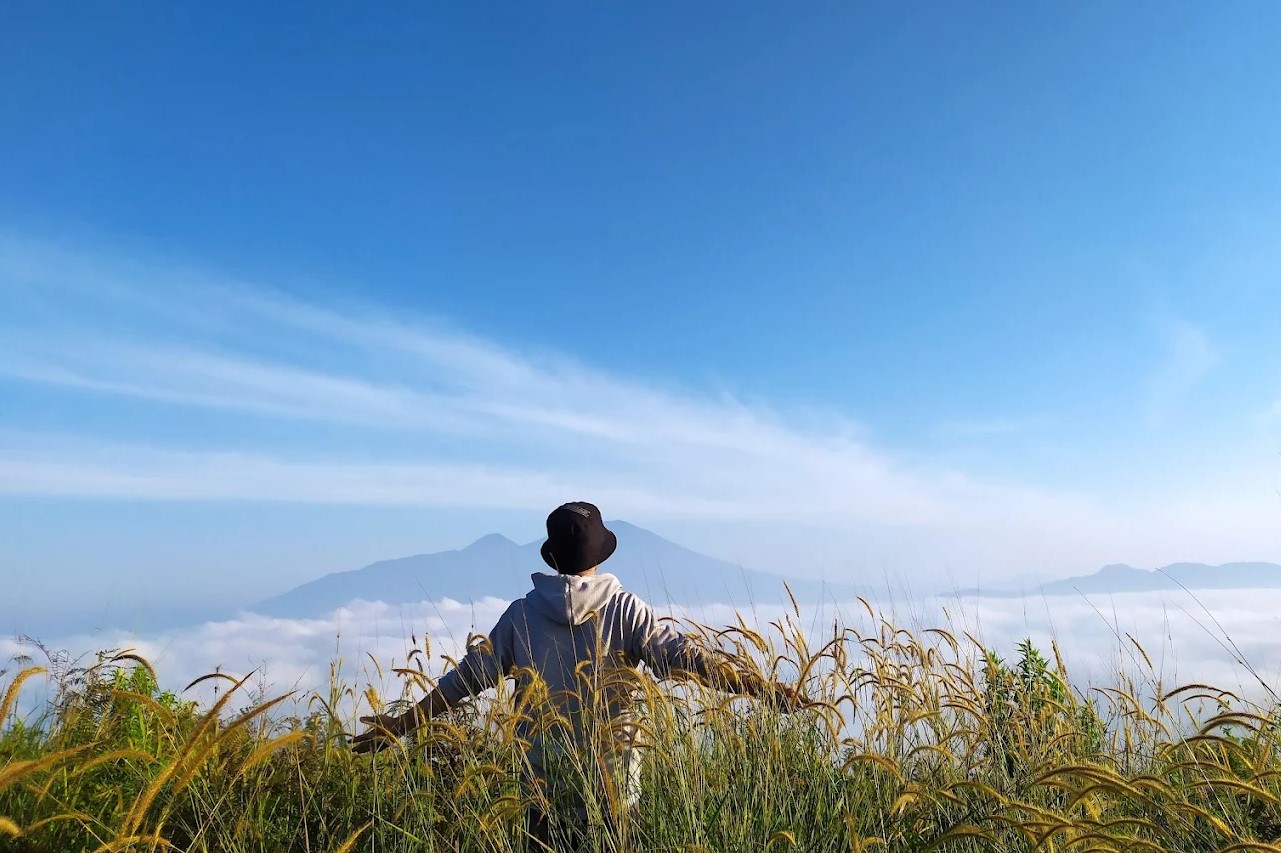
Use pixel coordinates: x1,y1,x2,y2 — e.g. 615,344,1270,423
5,588,1280,720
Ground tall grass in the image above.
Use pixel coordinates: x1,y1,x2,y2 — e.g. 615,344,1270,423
3,601,1281,852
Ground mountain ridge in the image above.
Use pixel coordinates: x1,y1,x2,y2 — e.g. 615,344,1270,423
956,561,1281,598
252,523,1281,617
252,521,860,618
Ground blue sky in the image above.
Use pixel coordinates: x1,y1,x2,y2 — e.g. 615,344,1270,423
3,3,1281,631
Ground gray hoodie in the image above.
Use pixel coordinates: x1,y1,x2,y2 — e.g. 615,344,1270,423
436,572,711,808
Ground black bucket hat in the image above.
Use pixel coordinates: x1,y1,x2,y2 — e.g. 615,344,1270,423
540,501,617,575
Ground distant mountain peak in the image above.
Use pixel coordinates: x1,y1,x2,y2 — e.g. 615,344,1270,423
251,520,859,618
1029,561,1281,598
954,560,1281,599
464,533,519,552
1096,563,1142,575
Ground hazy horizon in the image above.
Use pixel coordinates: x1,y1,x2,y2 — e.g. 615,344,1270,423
6,512,1278,639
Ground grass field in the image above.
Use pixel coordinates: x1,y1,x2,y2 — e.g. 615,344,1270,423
3,601,1280,852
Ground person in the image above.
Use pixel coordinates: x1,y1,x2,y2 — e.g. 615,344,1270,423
351,501,803,850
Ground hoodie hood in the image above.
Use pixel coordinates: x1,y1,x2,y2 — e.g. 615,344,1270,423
526,572,623,626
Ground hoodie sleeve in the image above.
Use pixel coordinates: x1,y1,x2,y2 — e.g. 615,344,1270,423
435,604,516,704
624,593,715,680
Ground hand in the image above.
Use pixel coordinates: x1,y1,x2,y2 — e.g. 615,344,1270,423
766,682,806,714
350,713,405,754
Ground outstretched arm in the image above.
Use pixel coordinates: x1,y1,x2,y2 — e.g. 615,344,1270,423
664,639,804,711
699,661,804,709
351,688,452,753
629,598,804,712
351,609,516,753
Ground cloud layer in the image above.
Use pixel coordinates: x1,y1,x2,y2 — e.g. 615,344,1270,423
3,235,1279,584
6,589,1279,721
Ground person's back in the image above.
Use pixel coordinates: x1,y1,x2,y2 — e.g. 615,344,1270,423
439,569,705,818
352,502,801,849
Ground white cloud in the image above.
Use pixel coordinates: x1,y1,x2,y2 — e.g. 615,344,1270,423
1,236,1279,581
1146,316,1219,426
0,242,1072,519
5,589,1279,721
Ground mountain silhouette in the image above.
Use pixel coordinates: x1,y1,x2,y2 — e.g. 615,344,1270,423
957,561,1281,598
252,521,856,617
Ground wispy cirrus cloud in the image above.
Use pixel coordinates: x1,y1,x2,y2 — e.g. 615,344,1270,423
0,237,1054,526
1,235,1278,581
1258,400,1281,427
1146,315,1219,426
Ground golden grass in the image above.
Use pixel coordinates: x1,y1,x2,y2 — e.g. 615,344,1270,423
1,604,1280,852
